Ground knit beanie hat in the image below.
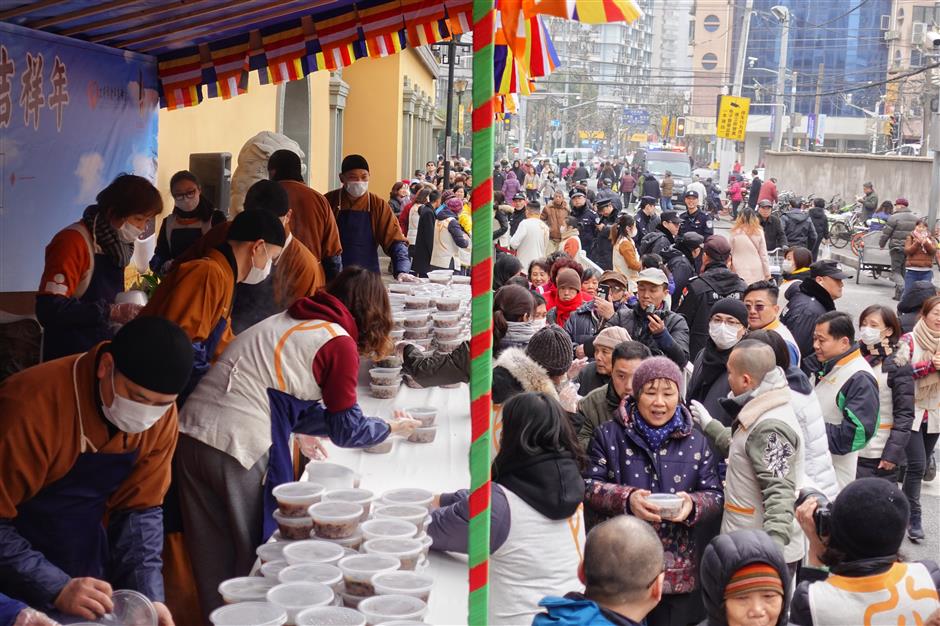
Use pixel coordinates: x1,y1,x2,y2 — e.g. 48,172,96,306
631,356,682,394
341,154,369,173
110,317,194,395
525,325,574,376
710,298,748,327
555,268,582,292
829,477,909,559
724,563,784,599
593,326,631,351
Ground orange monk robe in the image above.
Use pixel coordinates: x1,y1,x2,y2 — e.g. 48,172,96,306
279,180,343,262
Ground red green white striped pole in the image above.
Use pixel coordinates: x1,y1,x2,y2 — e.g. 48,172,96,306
468,0,495,624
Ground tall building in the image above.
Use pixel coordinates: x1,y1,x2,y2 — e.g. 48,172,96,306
689,0,736,118
651,0,694,88
885,0,940,143
734,0,893,118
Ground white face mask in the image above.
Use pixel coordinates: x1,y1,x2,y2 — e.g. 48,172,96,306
243,245,272,285
781,260,794,273
709,321,742,351
101,367,172,434
531,318,547,330
345,181,369,199
176,196,199,213
858,326,883,347
117,220,144,243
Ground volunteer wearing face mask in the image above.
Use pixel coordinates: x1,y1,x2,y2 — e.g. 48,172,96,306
325,154,412,278
139,209,286,402
856,305,913,481
36,175,163,362
687,299,749,429
149,171,226,274
0,317,193,625
692,340,806,570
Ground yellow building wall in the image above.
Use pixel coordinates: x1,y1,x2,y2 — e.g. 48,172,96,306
307,72,331,193
155,72,279,216
399,48,436,103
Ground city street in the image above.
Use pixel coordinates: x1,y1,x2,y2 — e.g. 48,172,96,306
714,217,940,560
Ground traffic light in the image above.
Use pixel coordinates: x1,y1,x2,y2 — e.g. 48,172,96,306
675,117,686,138
888,113,899,141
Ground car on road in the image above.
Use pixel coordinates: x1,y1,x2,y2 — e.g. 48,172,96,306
635,149,694,200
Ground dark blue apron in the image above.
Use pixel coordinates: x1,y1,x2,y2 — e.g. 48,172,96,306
336,197,380,273
261,390,327,541
177,315,228,408
44,251,126,362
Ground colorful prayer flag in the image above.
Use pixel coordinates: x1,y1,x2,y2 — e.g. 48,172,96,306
157,47,203,110
402,0,451,47
261,20,307,84
207,34,250,99
526,0,643,24
444,0,474,34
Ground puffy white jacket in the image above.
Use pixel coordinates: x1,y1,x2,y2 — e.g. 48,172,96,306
789,379,840,501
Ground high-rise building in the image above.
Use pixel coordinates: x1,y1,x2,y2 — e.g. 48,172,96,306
884,1,940,143
652,0,694,88
689,0,736,118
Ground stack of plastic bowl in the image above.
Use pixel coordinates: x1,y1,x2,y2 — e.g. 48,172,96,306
270,482,325,540
401,406,437,446
369,366,402,400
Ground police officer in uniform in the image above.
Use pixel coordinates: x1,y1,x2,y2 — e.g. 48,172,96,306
678,190,714,239
675,235,747,358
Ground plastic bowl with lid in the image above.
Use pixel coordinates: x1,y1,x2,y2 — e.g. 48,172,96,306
360,518,418,541
267,582,334,624
431,325,462,341
416,533,432,559
646,493,684,519
380,488,434,510
371,571,433,603
407,426,437,444
374,355,403,369
218,577,278,604
257,542,290,565
306,462,358,491
427,269,453,284
363,439,394,454
282,539,346,566
272,482,325,518
433,297,460,312
372,504,428,528
369,383,400,399
278,563,344,594
403,407,436,427
296,606,366,626
410,337,433,351
322,488,375,520
260,560,289,579
403,296,431,310
340,591,368,609
431,312,460,328
338,554,401,597
358,594,427,626
315,528,364,551
210,601,287,626
451,275,471,285
362,538,423,571
272,511,315,540
403,325,432,340
387,283,414,295
402,312,430,328
308,502,363,539
369,367,403,386
434,338,463,354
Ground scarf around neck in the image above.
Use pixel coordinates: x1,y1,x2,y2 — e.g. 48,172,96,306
81,204,133,268
631,404,682,451
912,319,940,409
503,320,537,346
553,291,584,327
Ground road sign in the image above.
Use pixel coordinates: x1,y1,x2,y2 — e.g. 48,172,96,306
550,119,560,127
629,133,648,142
623,109,650,126
553,130,563,139
716,95,750,141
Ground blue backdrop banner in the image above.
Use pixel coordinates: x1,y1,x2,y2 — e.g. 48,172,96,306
0,22,159,293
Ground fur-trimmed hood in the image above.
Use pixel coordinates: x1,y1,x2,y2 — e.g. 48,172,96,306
492,347,559,405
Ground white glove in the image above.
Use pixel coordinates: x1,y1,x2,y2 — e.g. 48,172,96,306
566,357,589,380
689,400,714,430
14,609,59,626
397,273,420,283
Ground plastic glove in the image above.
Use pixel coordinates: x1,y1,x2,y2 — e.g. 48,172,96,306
397,273,420,283
109,302,143,325
296,434,328,460
566,357,588,380
14,609,60,626
689,400,714,431
388,409,420,435
557,380,581,413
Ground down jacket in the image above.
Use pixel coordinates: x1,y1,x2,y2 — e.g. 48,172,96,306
780,210,817,251
584,400,723,595
784,366,840,501
605,303,690,367
699,530,791,626
879,206,920,250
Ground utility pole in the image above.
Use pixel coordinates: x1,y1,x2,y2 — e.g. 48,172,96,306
788,71,797,149
929,63,940,226
810,62,824,151
718,0,754,190
772,7,790,152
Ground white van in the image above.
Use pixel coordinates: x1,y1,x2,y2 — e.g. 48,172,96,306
553,147,594,167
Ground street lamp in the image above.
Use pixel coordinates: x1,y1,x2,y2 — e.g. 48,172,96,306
770,5,790,152
454,78,468,159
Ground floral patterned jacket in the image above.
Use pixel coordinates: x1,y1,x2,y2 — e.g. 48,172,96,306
583,400,723,595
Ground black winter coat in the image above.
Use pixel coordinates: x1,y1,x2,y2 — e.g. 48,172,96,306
563,301,601,351
747,176,763,207
588,214,617,270
808,207,829,241
879,207,920,250
570,204,598,254
861,343,914,466
782,278,835,360
638,224,675,257
699,530,791,626
759,214,787,252
898,280,937,333
662,247,696,310
675,263,747,358
641,176,661,199
634,209,661,244
781,210,817,251
605,304,690,367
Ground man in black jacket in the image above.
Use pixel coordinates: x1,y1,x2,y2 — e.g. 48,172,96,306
747,169,762,208
780,197,817,251
807,198,829,260
634,197,660,243
676,235,747,358
757,199,787,253
879,197,920,300
570,192,598,256
601,268,690,367
638,211,680,257
781,259,850,361
508,192,529,235
641,171,661,201
663,232,703,311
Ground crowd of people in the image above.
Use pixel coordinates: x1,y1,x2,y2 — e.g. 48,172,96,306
0,149,939,626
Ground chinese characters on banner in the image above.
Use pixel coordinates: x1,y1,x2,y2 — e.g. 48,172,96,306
716,95,750,142
1,22,159,292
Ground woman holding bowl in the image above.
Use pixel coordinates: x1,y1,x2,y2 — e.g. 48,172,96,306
584,356,723,626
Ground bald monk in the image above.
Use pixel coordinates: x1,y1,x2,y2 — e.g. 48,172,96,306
267,150,343,281
0,317,193,625
171,180,325,334
325,154,413,279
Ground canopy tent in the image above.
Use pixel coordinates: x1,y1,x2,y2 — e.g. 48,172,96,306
1,0,641,621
